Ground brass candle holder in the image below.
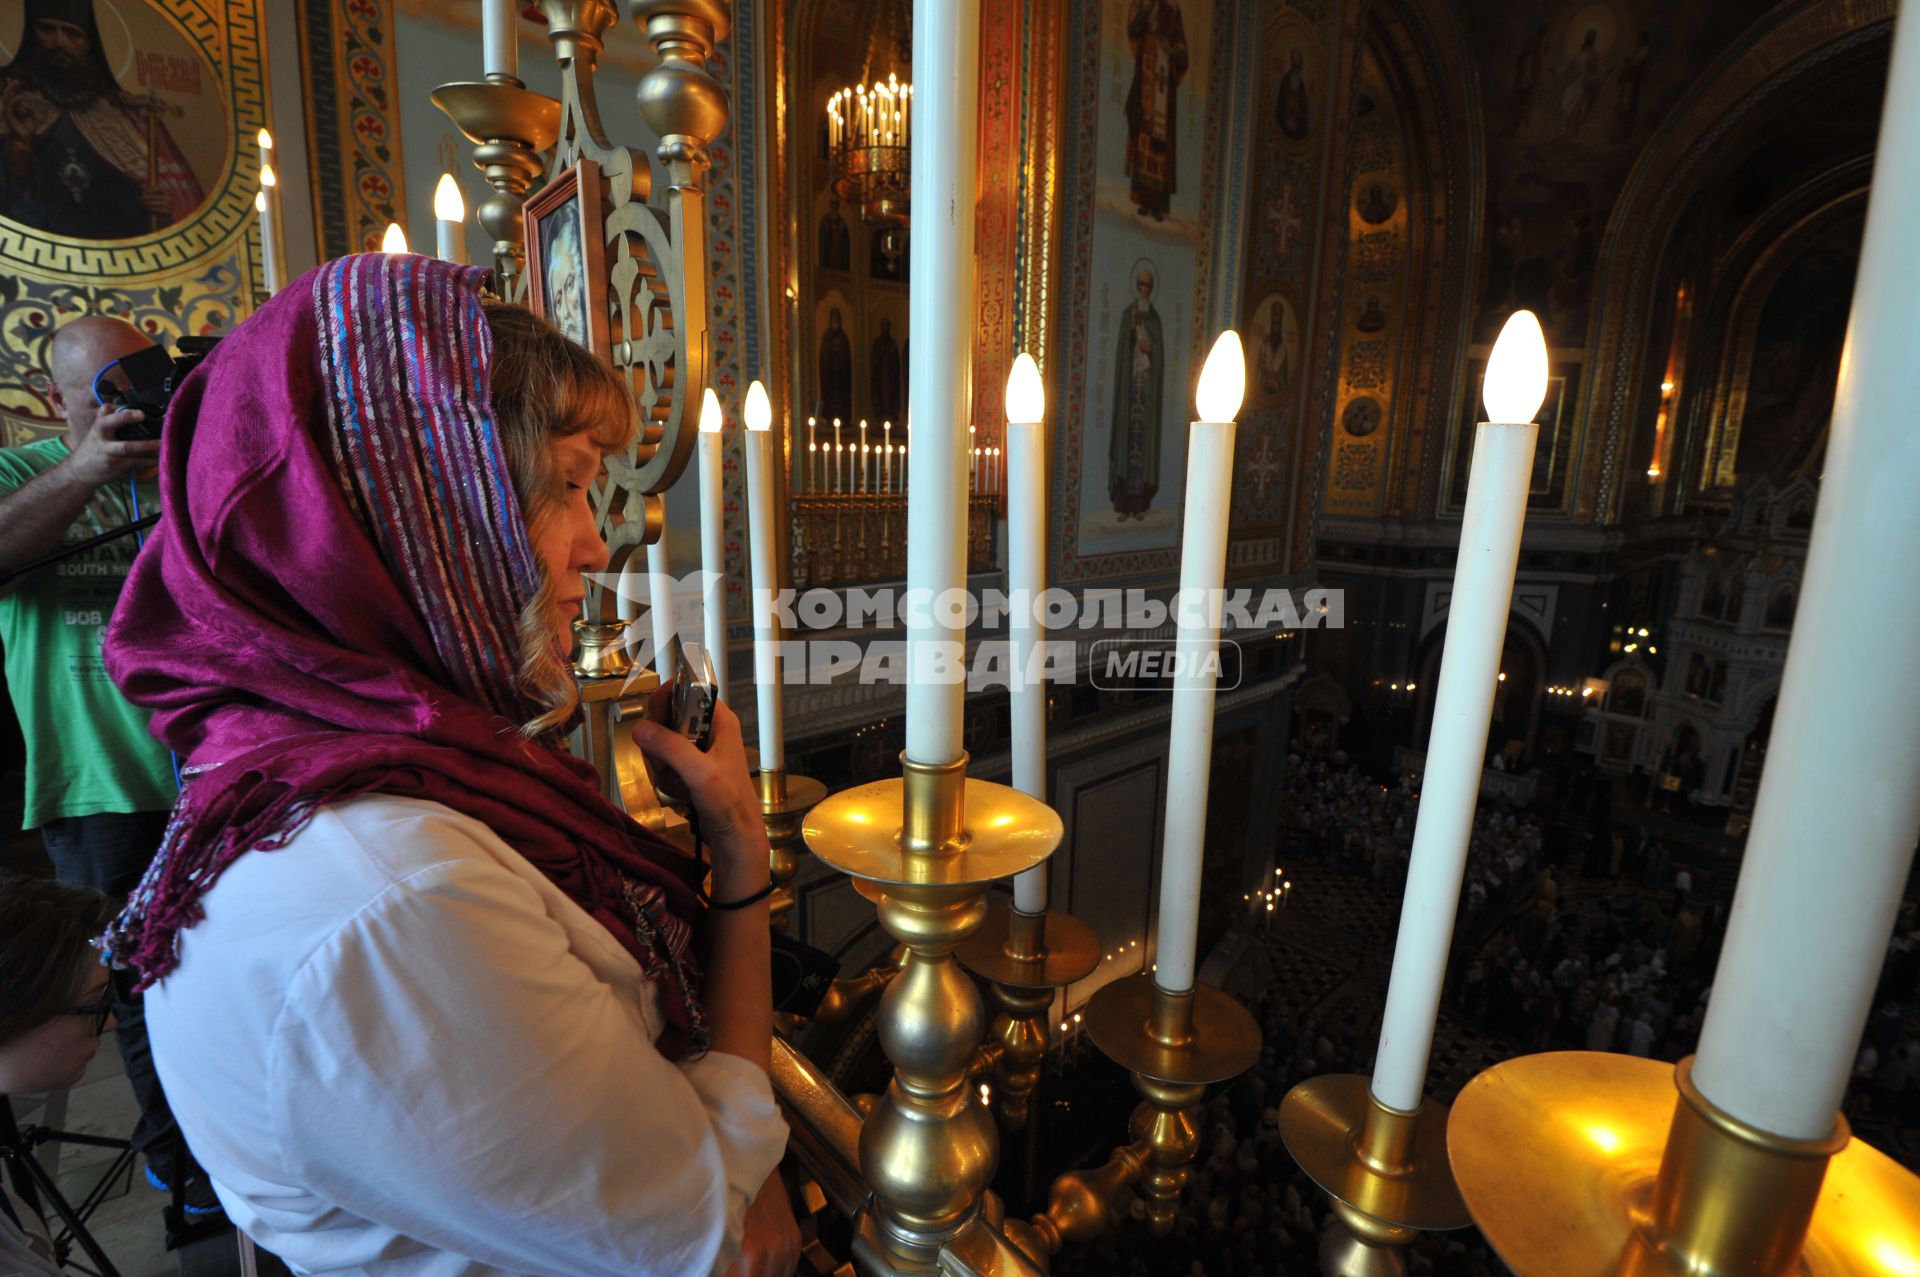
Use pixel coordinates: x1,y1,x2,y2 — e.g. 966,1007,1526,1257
757,766,827,930
429,77,560,289
1082,973,1262,1236
1447,1052,1920,1277
1000,1138,1151,1273
804,752,1062,1273
956,903,1100,1130
1278,1075,1469,1277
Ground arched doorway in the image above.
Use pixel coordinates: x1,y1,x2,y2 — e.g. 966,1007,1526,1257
1412,617,1546,766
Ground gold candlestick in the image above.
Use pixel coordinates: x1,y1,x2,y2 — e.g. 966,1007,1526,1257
1447,1051,1920,1277
1082,973,1261,1236
428,78,560,292
757,767,827,930
804,753,1061,1271
1278,1074,1469,1277
956,903,1100,1130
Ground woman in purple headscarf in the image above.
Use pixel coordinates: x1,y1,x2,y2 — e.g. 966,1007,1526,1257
99,254,798,1276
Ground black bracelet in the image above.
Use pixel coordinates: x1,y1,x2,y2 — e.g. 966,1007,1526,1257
703,880,775,911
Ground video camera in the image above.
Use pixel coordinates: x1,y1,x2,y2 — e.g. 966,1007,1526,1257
94,336,220,441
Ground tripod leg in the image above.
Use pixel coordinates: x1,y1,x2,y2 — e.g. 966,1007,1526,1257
2,1098,124,1277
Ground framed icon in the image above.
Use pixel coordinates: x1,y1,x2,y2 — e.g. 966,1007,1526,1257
523,158,610,358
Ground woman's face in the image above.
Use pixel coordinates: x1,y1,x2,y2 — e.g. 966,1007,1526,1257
0,960,112,1095
531,432,611,653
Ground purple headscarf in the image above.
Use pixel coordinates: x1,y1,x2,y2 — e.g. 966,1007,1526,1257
101,254,708,1057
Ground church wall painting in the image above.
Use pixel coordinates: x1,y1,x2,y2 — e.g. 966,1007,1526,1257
0,0,271,446
1060,0,1253,581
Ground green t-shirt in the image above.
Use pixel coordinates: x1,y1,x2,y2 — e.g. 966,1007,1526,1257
0,438,176,828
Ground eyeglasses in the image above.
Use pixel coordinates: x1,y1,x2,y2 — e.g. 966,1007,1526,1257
58,991,114,1037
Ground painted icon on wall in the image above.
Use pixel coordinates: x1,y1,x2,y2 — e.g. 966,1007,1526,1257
0,0,228,240
524,159,610,358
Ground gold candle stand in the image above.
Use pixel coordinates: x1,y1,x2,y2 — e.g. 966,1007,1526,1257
428,77,560,289
1278,1075,1469,1277
1082,973,1262,1236
758,766,827,930
790,493,998,588
804,753,1062,1273
955,904,1100,1130
1447,1052,1920,1277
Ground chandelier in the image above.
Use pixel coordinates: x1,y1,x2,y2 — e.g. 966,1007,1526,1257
826,0,912,263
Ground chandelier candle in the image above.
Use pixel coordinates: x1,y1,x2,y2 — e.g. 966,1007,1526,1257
744,384,786,772
1152,332,1245,994
1690,4,1920,1141
902,0,980,767
698,388,729,702
1006,353,1049,914
1370,310,1546,1114
434,173,467,263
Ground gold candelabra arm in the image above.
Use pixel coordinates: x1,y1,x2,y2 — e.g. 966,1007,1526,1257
1127,1077,1206,1237
813,960,903,1025
1001,1139,1152,1272
628,0,730,184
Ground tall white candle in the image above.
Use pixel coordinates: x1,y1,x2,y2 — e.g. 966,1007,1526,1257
1152,333,1245,994
257,131,285,296
833,419,843,493
859,420,869,493
646,515,675,683
744,382,786,771
697,388,729,703
902,0,980,767
433,173,467,263
1005,354,1049,914
481,0,517,80
1369,311,1546,1113
617,553,641,625
1692,11,1920,1141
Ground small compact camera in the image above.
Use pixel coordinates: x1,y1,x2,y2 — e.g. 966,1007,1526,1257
98,336,220,441
651,635,719,804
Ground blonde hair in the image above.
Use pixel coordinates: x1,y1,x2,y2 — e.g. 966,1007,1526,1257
482,302,635,736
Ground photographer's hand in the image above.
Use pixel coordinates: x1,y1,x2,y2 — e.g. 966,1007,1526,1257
0,410,162,593
67,410,162,489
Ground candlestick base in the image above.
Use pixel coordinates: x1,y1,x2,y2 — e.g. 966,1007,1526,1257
955,906,1100,1130
1278,1074,1469,1250
956,905,1101,990
1082,974,1261,1087
758,769,827,931
803,773,1061,889
1447,1051,1920,1277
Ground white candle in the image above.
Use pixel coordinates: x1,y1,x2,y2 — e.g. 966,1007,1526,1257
433,173,467,263
1152,333,1245,994
381,222,409,254
482,0,517,80
859,420,869,493
1370,311,1546,1113
807,440,818,495
903,0,980,767
1692,11,1920,1141
617,553,641,625
646,513,675,683
256,131,284,296
697,388,729,703
833,419,843,493
1005,354,1049,914
744,382,786,772
883,421,894,492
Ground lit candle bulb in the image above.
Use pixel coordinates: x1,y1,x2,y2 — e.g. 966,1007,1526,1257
433,173,467,263
381,221,409,254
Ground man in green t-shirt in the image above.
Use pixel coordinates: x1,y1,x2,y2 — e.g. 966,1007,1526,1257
0,315,211,1213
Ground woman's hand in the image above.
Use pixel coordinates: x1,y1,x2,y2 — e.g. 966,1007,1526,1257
630,684,770,896
724,1170,801,1277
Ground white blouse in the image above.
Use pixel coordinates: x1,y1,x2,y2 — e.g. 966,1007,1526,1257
144,794,787,1276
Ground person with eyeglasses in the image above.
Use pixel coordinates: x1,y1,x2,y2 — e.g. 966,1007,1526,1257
0,316,203,1213
0,874,119,1276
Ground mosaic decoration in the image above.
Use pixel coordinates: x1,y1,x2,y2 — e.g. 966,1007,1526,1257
296,0,406,258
